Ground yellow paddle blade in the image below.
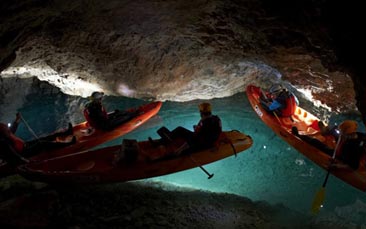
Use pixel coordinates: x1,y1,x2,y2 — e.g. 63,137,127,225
311,187,326,214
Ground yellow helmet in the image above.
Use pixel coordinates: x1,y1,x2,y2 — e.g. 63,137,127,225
339,120,358,134
199,102,212,113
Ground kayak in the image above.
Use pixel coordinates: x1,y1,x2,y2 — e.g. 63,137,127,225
246,84,366,191
17,130,253,184
0,101,163,178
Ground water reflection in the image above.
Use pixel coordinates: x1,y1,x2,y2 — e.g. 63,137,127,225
1,91,365,224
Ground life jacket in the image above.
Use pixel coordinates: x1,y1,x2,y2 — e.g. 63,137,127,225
195,115,222,148
280,93,297,117
337,132,366,170
83,108,94,128
84,102,108,129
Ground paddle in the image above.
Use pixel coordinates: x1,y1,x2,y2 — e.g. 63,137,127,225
19,113,40,140
189,155,214,179
272,111,282,125
311,134,342,214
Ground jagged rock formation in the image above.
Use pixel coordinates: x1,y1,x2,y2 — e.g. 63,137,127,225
0,0,362,121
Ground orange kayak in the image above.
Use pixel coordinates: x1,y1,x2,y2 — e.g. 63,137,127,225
17,130,253,184
0,101,162,178
246,84,366,191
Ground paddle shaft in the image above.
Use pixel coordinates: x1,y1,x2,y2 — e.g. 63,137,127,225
20,114,40,140
322,170,331,187
273,111,282,125
189,155,214,179
321,135,342,186
311,133,343,214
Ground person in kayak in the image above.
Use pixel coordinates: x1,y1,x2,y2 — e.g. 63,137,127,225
260,84,297,117
293,120,365,170
83,91,137,130
150,102,222,153
292,119,343,156
0,113,75,166
334,120,366,170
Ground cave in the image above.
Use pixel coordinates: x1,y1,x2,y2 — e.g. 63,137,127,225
1,0,365,227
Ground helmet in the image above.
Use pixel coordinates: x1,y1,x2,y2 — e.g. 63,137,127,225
269,84,284,94
338,120,358,134
199,102,212,113
91,91,104,100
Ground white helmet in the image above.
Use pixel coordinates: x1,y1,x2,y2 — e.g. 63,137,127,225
91,91,104,100
270,84,284,94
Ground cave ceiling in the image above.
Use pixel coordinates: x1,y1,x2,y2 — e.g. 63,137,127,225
0,0,365,125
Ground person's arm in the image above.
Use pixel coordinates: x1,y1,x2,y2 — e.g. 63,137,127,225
194,120,203,133
268,100,282,111
101,105,108,119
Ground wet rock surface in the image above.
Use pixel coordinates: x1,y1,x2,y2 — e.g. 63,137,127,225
0,177,326,228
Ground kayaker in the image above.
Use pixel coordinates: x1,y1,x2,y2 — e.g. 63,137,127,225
84,91,136,130
191,102,223,149
0,113,75,166
260,84,297,117
334,120,366,170
150,102,222,153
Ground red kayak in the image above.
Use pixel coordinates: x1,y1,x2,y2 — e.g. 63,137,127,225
17,130,253,184
0,101,162,178
246,84,366,191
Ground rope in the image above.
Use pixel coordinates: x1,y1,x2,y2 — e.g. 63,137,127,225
222,131,237,157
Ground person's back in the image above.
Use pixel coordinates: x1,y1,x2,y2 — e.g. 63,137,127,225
196,115,222,147
84,101,108,127
84,91,108,129
337,120,365,170
339,132,365,170
194,103,222,148
159,102,222,153
279,91,296,117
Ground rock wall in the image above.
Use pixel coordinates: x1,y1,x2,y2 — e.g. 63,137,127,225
0,0,363,119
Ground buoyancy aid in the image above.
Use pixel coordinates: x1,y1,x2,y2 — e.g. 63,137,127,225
280,93,297,117
195,115,222,147
84,102,108,128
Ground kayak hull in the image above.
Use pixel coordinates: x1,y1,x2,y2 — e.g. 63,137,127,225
18,131,253,184
0,101,162,178
246,84,366,192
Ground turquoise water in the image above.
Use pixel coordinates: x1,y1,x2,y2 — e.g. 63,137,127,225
1,90,366,225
